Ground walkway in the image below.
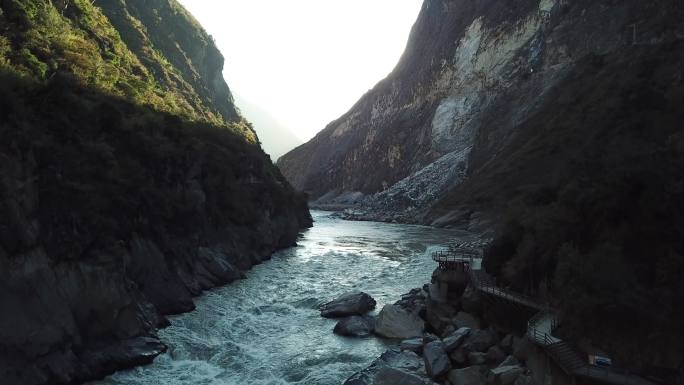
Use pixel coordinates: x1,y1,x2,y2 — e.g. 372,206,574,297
432,249,657,385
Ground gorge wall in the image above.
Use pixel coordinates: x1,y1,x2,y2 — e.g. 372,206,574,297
0,1,311,384
278,0,683,224
278,0,684,378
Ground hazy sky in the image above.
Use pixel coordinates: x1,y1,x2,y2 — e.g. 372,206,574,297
177,0,423,142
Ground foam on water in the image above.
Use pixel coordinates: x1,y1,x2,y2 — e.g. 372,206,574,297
91,211,475,385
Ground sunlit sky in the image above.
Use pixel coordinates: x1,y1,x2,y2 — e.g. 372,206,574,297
177,0,424,142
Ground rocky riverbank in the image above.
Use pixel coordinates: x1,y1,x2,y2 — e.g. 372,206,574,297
323,276,541,385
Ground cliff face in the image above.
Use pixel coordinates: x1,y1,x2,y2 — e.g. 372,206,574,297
278,0,683,222
278,0,684,377
0,1,311,384
95,0,241,123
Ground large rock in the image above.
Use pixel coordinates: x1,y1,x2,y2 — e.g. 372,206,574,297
462,329,498,353
488,366,524,385
442,327,471,353
374,304,424,339
320,292,376,318
400,338,424,353
425,297,458,335
448,366,486,385
333,316,375,337
453,312,482,330
396,287,428,315
343,349,433,385
423,341,451,379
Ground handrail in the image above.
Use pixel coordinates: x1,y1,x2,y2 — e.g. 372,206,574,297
431,250,479,262
435,247,653,385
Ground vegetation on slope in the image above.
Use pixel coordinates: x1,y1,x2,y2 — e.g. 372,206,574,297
0,0,253,139
0,70,307,263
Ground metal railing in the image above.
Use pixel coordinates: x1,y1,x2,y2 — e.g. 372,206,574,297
432,245,655,385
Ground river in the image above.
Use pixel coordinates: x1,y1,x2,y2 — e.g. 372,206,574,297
92,210,475,385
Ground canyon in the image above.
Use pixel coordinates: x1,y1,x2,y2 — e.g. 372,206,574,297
279,0,684,377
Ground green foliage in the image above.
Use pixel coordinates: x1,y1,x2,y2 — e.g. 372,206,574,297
0,70,307,261
0,0,254,140
0,36,10,64
17,47,47,77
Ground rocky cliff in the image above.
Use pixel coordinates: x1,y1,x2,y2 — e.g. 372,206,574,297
0,1,311,384
278,0,684,378
278,0,682,223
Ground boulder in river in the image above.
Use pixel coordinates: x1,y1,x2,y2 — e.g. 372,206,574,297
333,316,375,337
423,341,451,379
320,292,376,318
343,348,433,385
374,304,424,339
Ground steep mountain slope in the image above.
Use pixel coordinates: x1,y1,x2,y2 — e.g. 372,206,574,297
278,0,682,222
0,1,311,384
277,0,684,378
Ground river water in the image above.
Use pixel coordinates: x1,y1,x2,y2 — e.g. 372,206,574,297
93,210,475,385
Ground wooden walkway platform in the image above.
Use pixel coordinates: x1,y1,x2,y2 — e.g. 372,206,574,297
432,248,657,385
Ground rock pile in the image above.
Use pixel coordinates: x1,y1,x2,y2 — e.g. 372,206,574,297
320,292,378,338
343,279,534,385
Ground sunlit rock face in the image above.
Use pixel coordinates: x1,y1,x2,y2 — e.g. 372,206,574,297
277,0,683,223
